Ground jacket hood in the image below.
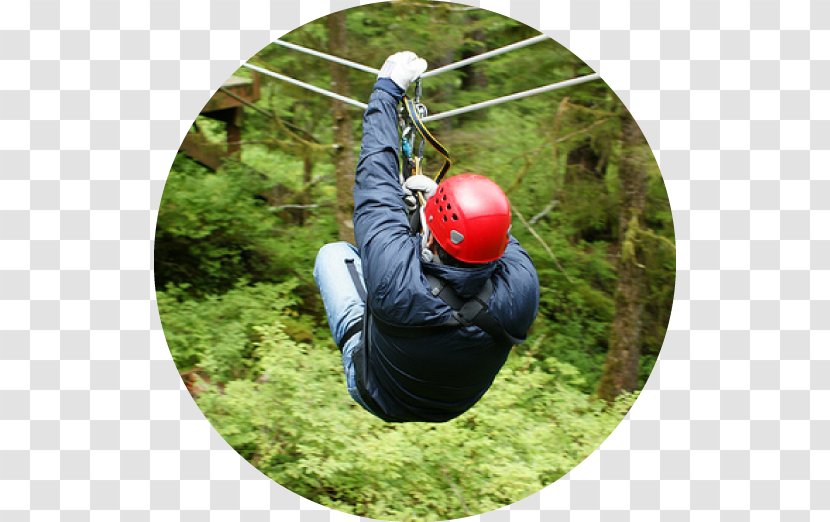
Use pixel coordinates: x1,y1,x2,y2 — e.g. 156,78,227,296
422,259,497,299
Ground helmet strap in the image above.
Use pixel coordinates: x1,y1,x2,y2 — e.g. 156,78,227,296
420,218,438,263
419,205,430,249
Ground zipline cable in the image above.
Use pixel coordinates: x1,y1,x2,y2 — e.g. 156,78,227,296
422,73,601,122
245,60,600,120
272,40,380,75
268,34,549,79
244,35,601,120
420,34,549,78
242,63,368,109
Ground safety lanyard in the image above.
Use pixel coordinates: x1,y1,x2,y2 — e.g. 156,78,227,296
399,80,453,247
399,80,452,184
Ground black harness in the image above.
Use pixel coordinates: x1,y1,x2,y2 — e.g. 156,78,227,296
340,257,511,422
340,259,511,350
337,258,366,352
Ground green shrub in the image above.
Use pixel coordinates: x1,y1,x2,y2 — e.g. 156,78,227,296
159,282,636,519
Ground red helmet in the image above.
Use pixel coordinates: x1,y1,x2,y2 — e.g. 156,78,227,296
424,174,511,264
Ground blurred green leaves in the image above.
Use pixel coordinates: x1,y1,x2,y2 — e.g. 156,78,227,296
155,2,674,518
170,286,637,520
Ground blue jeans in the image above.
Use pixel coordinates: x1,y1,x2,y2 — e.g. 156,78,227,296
313,242,377,415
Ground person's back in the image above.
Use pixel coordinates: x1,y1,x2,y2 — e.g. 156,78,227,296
359,236,538,422
314,51,540,422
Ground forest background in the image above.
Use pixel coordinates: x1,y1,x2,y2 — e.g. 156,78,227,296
154,1,676,520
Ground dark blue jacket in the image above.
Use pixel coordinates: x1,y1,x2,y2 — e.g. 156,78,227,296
352,78,540,422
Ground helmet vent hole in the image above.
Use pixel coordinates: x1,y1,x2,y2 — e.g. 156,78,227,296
452,213,458,221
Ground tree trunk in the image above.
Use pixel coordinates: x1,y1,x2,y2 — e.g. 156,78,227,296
296,149,313,226
460,27,488,91
328,11,356,243
597,113,647,402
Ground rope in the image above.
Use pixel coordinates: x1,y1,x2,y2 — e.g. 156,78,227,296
422,73,601,122
420,35,549,78
242,63,368,110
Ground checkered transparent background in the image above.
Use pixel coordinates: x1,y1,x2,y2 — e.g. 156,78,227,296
0,0,826,519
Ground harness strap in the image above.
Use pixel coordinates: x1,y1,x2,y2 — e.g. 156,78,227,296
337,320,363,352
338,258,367,352
339,256,512,421
344,258,367,301
365,275,510,346
425,275,512,346
340,258,399,420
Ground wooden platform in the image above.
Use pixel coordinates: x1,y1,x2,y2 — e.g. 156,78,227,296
180,73,261,170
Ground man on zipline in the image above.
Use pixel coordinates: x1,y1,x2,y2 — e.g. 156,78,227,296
314,51,539,422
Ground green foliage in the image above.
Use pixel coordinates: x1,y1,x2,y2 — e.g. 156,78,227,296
155,2,675,518
176,291,636,520
157,280,307,384
155,157,287,294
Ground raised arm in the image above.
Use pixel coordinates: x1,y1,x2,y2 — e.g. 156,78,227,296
352,53,427,297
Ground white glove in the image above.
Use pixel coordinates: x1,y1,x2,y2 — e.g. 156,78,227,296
378,51,428,91
403,174,438,211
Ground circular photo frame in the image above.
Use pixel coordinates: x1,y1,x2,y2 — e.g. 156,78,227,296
155,2,675,519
